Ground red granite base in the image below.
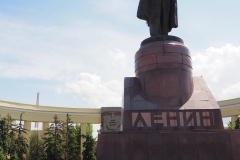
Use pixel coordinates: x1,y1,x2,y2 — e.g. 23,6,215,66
135,39,193,107
123,109,224,131
97,130,240,160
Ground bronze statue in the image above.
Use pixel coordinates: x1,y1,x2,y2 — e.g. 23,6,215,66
137,0,178,36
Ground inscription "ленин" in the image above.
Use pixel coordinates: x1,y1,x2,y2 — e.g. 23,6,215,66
132,111,214,128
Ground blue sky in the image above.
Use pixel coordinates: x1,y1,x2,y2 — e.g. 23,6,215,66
0,0,240,111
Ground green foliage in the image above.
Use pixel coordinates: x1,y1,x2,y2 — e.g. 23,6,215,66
86,124,93,136
0,116,9,156
62,114,80,160
72,124,95,159
43,115,64,160
0,114,19,160
0,146,6,160
73,125,81,153
83,124,97,160
82,134,96,160
29,132,45,160
227,121,232,130
8,128,18,160
235,117,240,129
0,114,28,160
0,113,97,160
14,113,29,160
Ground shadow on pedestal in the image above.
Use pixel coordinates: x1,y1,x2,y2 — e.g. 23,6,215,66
97,130,240,160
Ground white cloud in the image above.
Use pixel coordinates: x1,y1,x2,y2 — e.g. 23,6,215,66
193,44,240,100
65,73,122,107
0,13,138,107
107,49,127,67
2,4,240,107
220,82,240,100
0,13,137,81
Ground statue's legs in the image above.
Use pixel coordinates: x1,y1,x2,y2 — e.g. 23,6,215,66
161,0,171,35
149,0,171,36
149,16,161,36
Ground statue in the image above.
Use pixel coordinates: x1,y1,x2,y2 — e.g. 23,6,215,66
137,0,178,36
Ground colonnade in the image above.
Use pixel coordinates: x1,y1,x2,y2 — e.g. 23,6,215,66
1,97,240,156
218,98,240,128
0,100,101,157
21,120,87,152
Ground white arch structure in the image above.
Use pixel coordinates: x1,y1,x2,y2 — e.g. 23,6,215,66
1,98,240,152
219,98,240,128
0,100,101,154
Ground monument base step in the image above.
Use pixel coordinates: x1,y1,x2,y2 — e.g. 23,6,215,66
97,130,240,160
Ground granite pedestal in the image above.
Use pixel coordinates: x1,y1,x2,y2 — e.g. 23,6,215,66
97,36,240,160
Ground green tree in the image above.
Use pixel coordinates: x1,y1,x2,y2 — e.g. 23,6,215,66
8,130,18,160
0,114,18,159
0,146,6,160
86,124,93,136
4,114,18,160
227,121,232,130
28,132,45,160
73,125,81,154
81,134,96,160
15,113,29,160
71,123,96,159
43,115,64,160
0,116,9,158
0,114,29,160
81,124,96,160
62,114,80,160
235,117,240,129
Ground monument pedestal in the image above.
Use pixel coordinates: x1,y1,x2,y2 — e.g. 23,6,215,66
135,36,193,107
97,37,240,160
97,130,240,160
123,76,224,131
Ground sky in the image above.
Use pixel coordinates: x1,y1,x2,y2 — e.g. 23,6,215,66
0,0,240,123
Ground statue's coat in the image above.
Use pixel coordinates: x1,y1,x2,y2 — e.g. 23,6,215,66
137,0,178,32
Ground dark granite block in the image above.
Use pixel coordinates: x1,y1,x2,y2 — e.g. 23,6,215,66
214,132,232,160
213,110,224,129
179,133,197,160
157,55,182,64
153,41,165,54
131,100,147,110
135,49,143,61
230,131,240,160
147,133,164,160
142,45,154,56
182,64,192,72
132,95,145,101
162,133,179,160
114,134,130,160
97,134,114,160
122,111,133,131
97,131,240,160
135,61,139,71
139,54,157,67
139,64,158,73
123,95,131,110
146,101,158,110
182,56,192,67
164,44,189,55
124,77,131,88
129,133,147,160
196,133,216,160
